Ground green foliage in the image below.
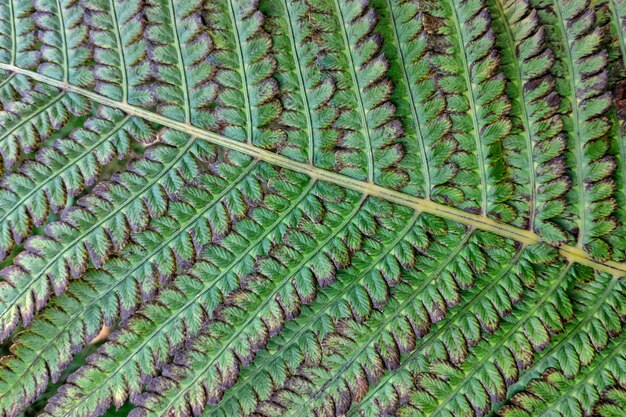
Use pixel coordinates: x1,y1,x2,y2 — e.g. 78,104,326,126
0,1,624,417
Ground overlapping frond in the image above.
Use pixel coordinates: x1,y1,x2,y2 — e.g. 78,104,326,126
0,0,624,417
0,128,214,340
41,176,355,417
0,75,90,172
132,212,463,417
0,106,153,258
0,148,255,417
498,334,626,417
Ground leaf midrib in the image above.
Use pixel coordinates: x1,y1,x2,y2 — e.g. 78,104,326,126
55,0,68,83
109,0,127,103
0,72,14,89
7,0,14,66
0,92,65,146
1,63,623,278
608,0,626,240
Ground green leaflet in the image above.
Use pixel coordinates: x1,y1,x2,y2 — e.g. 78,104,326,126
548,0,618,259
0,150,256,416
0,76,91,172
443,0,521,223
0,106,153,258
40,177,355,417
0,0,625,417
498,333,626,417
0,128,214,340
491,0,569,242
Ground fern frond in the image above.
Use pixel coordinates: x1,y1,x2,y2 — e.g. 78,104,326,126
498,333,626,417
289,242,526,417
348,248,565,416
0,1,624,417
404,264,575,416
228,0,283,153
605,0,626,261
0,150,256,417
0,2,12,65
260,0,314,163
437,0,523,223
125,197,370,417
493,0,572,244
334,0,409,188
0,129,214,341
41,176,361,417
143,0,192,122
0,106,153,259
123,204,430,417
0,75,90,172
378,265,623,417
536,0,620,259
378,0,455,202
263,0,369,180
159,215,476,417
487,270,626,412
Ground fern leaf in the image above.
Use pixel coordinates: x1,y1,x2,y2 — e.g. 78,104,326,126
349,246,565,416
41,176,359,417
486,270,626,412
439,0,523,223
0,129,213,340
0,150,256,417
498,333,626,417
399,262,576,417
0,106,152,259
605,0,626,262
493,0,571,243
335,0,409,187
0,1,624,417
538,0,619,259
126,201,426,417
